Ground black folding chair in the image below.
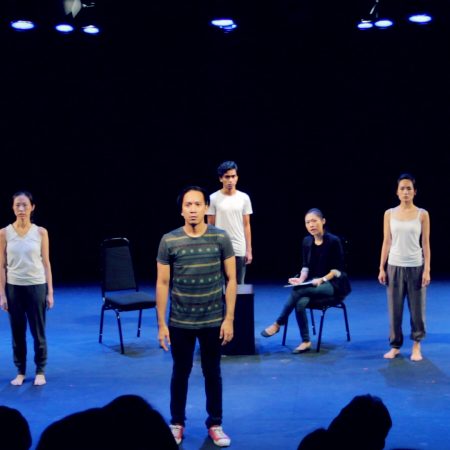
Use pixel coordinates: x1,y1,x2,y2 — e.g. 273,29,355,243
281,295,351,352
99,237,156,354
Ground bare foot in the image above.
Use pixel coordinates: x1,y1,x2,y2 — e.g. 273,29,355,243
34,374,47,386
11,374,26,386
411,342,423,361
383,348,400,359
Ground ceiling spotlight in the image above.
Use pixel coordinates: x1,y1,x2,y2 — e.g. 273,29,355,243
10,20,36,31
374,18,394,28
55,23,75,33
82,25,100,34
357,20,374,30
408,14,432,24
211,18,238,33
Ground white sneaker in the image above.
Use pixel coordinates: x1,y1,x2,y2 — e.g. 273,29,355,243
208,425,231,447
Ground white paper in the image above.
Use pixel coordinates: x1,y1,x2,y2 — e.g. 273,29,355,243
283,281,314,288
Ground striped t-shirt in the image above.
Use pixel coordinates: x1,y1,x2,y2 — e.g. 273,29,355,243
157,225,234,329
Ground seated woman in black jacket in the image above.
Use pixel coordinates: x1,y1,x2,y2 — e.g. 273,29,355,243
261,208,349,353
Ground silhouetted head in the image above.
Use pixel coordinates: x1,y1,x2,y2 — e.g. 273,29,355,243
36,407,103,450
0,406,32,450
297,427,331,450
102,395,178,449
327,394,392,450
36,395,178,450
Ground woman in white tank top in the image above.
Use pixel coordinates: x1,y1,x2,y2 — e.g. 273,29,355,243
378,174,430,362
0,191,54,386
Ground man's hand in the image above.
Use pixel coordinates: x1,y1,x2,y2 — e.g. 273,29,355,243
220,318,234,345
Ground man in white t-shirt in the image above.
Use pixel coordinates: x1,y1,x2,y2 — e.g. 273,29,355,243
207,161,253,284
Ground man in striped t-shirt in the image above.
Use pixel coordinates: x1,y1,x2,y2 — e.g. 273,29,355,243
156,186,237,447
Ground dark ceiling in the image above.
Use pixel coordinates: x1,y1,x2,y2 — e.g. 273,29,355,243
1,0,449,282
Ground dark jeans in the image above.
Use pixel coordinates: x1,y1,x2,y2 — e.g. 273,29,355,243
235,256,246,284
276,283,335,342
6,283,48,375
169,326,223,428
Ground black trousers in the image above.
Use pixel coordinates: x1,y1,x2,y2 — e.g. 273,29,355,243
169,326,223,428
6,283,48,375
235,256,247,284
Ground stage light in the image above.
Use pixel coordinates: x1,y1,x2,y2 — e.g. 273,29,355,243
82,24,100,34
10,20,35,31
210,18,238,33
357,20,374,30
7,0,39,30
374,18,394,28
405,0,434,25
408,13,432,24
55,23,75,33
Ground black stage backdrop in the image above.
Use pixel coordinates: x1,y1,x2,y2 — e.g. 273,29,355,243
0,0,449,284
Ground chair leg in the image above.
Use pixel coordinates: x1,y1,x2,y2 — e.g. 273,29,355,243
137,310,143,337
99,305,106,343
115,310,125,354
341,303,351,341
282,317,288,346
309,308,316,335
316,309,327,352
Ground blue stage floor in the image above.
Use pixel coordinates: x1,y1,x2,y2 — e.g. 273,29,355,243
1,279,449,449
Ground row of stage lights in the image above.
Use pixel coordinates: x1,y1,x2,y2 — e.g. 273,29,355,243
10,19,100,34
4,4,438,37
6,15,435,35
357,0,433,30
211,17,434,33
9,18,233,35
358,13,432,30
5,1,100,35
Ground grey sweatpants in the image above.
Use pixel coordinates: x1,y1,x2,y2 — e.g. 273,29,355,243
386,264,426,349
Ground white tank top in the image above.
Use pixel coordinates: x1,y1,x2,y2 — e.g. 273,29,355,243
388,209,424,267
6,224,46,285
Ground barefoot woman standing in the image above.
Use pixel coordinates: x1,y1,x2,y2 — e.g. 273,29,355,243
0,191,54,385
378,174,430,361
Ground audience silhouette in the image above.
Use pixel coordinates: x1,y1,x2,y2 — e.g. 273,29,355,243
298,394,392,450
0,405,32,450
36,394,177,450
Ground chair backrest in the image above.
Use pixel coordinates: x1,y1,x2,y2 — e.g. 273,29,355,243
338,235,350,272
101,237,137,293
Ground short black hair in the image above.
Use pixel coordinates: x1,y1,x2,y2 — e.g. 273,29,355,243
217,161,238,177
177,186,209,210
